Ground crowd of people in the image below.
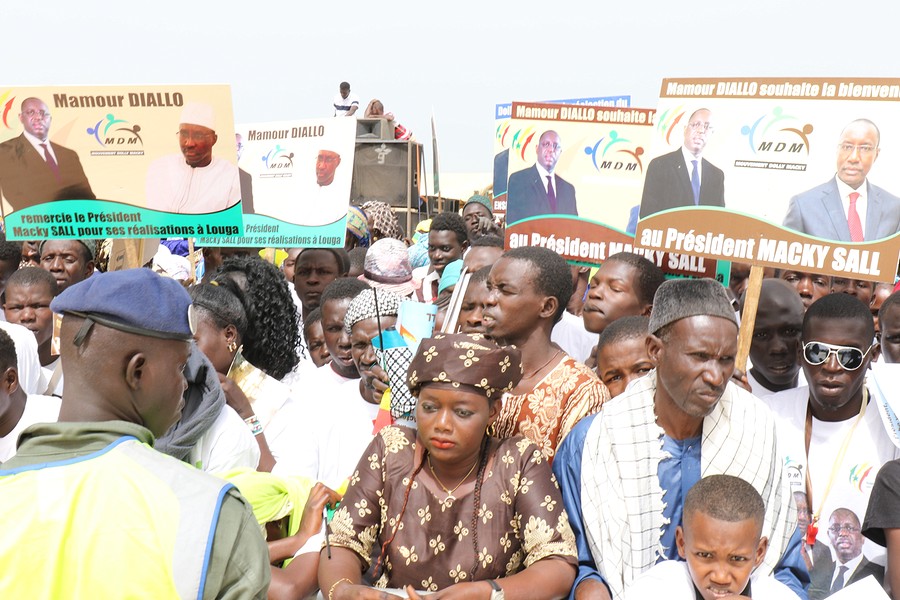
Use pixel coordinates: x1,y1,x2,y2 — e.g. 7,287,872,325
2,193,900,600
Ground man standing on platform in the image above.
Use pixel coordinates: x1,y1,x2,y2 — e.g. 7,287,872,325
333,82,359,117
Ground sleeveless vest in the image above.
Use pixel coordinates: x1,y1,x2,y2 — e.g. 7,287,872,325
0,435,233,599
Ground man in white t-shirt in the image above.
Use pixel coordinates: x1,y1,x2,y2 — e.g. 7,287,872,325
3,267,61,396
288,277,367,396
0,328,60,462
276,278,370,477
765,293,899,597
332,82,359,117
744,279,806,398
278,288,399,486
0,320,43,396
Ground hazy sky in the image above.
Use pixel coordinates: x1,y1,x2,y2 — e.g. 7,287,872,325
4,0,893,177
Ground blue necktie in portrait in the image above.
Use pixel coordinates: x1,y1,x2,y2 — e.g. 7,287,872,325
691,159,700,205
546,175,557,213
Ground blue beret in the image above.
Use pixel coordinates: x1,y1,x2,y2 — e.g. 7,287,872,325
51,268,193,342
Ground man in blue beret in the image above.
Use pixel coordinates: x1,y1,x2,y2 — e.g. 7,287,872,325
0,268,270,598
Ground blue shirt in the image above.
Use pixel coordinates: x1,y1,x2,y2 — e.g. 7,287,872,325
658,435,702,561
553,415,809,599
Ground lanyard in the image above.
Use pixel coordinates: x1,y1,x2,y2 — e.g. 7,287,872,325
803,387,868,546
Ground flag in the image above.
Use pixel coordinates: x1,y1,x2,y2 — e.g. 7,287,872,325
431,111,440,197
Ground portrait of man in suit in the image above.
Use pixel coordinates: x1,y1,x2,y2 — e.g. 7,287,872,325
505,129,578,224
783,119,900,242
638,108,725,218
808,508,884,597
0,97,95,214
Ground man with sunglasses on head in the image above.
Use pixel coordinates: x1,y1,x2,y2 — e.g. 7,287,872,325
639,108,725,218
146,102,241,214
506,129,578,224
0,97,95,212
784,119,900,242
764,292,898,596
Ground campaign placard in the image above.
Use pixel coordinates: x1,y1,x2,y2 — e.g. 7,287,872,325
635,77,900,282
492,95,631,216
0,85,241,240
196,118,356,248
503,101,718,278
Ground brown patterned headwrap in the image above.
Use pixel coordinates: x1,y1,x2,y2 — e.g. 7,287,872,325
407,333,523,401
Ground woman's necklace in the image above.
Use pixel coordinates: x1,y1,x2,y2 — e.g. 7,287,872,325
522,348,562,381
427,455,478,503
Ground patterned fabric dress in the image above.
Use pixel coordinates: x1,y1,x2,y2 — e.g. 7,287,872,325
495,355,608,460
327,426,577,591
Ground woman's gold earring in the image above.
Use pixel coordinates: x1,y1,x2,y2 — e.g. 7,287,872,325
486,421,496,437
227,341,238,353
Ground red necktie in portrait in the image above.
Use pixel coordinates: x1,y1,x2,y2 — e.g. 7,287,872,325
847,191,863,242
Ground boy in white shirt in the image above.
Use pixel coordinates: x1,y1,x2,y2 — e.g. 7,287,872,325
625,474,796,599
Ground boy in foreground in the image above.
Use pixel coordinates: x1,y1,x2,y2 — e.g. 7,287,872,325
625,474,797,599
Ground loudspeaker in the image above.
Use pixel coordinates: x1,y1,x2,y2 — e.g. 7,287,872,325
351,140,426,235
356,118,394,141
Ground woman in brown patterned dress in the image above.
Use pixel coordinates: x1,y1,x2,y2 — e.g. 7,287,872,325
319,333,578,599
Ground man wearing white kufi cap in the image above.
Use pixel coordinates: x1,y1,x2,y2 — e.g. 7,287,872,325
145,102,241,214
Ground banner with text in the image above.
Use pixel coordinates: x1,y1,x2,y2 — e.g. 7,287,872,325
503,101,717,278
0,85,241,240
492,95,630,215
634,77,900,282
196,118,356,248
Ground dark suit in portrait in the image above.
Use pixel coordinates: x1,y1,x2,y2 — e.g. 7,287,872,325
0,134,95,212
639,148,725,218
783,178,900,242
506,165,578,224
493,148,509,197
808,555,884,599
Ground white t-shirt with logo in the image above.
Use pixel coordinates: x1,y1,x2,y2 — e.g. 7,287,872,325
764,385,900,570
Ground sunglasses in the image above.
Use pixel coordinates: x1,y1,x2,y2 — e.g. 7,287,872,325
802,341,874,371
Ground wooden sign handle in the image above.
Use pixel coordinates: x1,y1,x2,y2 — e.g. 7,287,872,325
735,265,764,374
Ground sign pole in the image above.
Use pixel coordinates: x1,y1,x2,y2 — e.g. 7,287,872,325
735,265,764,374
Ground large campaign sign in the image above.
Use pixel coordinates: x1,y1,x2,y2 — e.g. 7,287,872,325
197,117,356,248
635,77,900,282
0,85,241,240
492,95,630,216
503,101,718,278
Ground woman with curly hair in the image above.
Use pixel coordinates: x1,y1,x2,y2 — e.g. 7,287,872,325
189,281,304,473
319,333,577,600
214,255,301,381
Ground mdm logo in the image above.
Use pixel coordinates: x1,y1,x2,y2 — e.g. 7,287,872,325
86,113,143,147
262,145,294,171
584,130,645,173
740,106,813,155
